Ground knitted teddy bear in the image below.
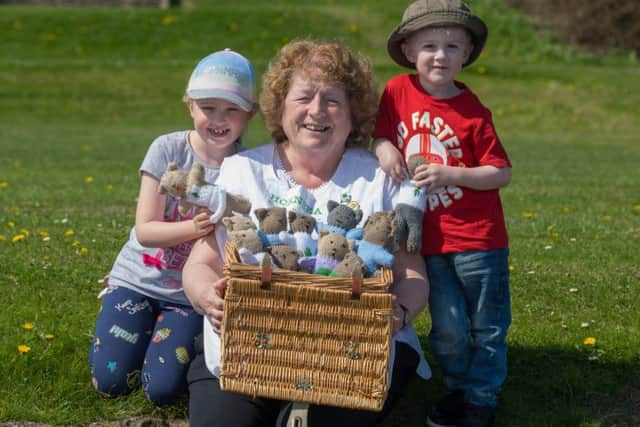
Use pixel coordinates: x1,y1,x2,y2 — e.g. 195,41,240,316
278,211,318,257
226,228,267,265
222,215,256,232
158,162,251,223
330,252,366,278
318,200,364,239
355,211,397,276
254,207,287,247
298,231,354,276
394,154,428,253
268,245,303,271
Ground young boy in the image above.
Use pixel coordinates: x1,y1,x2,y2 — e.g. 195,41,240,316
373,1,512,426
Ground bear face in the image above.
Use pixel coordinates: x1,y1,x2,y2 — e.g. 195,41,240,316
254,207,288,234
227,229,263,254
362,211,397,250
326,200,363,231
158,162,188,197
407,154,427,178
288,211,316,233
269,244,302,271
317,231,353,261
222,216,256,232
333,252,366,277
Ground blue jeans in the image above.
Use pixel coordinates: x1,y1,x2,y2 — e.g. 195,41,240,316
425,248,511,408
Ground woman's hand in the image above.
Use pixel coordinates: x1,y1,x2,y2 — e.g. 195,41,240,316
197,277,227,334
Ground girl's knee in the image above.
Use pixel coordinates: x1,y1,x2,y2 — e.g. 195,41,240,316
91,371,135,398
143,380,184,405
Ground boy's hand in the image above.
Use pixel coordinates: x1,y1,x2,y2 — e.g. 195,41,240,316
413,163,456,193
374,139,406,182
192,210,215,237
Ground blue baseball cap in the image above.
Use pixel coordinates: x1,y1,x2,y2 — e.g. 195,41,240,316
186,49,256,112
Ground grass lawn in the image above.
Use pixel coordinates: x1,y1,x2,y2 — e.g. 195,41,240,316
1,1,638,426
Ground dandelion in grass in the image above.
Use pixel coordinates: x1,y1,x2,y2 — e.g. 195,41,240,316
22,322,34,331
476,66,487,75
18,344,31,354
80,247,89,255
64,229,74,237
0,235,5,242
106,184,113,192
8,221,15,228
161,15,175,25
508,264,514,272
81,144,90,152
12,234,25,243
0,181,8,189
349,24,359,33
44,333,54,340
583,337,596,346
600,215,611,221
227,21,238,32
563,207,572,214
633,204,640,213
85,176,94,184
521,211,537,219
71,240,80,247
39,231,49,238
20,228,30,236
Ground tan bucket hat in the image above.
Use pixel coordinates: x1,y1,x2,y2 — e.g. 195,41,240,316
387,0,488,68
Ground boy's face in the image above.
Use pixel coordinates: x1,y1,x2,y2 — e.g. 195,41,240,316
401,26,472,97
188,98,252,148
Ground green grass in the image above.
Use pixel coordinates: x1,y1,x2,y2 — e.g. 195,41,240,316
1,1,639,425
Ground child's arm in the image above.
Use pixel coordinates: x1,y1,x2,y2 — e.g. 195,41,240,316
135,173,214,247
413,163,511,193
372,138,406,182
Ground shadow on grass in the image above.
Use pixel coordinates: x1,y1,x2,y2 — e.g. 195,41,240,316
381,344,640,427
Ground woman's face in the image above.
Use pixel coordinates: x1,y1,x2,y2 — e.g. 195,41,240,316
281,73,352,152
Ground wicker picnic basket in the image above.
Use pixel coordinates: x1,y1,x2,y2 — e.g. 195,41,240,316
219,242,394,412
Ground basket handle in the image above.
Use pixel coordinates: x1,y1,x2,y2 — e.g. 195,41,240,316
260,253,272,289
351,270,362,299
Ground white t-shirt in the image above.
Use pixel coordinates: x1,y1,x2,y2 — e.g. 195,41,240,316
203,143,431,382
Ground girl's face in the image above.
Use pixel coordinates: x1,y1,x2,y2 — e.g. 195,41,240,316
189,98,252,148
281,73,352,152
402,26,472,98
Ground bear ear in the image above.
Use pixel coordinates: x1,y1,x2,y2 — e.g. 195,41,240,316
254,208,268,221
318,230,329,239
222,217,232,228
288,211,297,223
158,184,168,194
167,162,178,171
327,200,339,213
354,209,363,224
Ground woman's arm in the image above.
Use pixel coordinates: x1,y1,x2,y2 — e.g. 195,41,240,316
182,233,227,333
390,248,429,333
135,172,214,247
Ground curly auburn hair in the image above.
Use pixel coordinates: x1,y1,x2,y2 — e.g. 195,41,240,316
259,39,379,149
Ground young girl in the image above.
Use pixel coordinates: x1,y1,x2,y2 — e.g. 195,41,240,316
88,49,256,405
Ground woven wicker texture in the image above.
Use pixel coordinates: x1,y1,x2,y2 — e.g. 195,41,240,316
220,243,394,411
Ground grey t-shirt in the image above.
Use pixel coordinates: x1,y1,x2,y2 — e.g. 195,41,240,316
108,130,238,305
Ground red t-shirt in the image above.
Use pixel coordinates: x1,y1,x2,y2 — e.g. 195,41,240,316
373,74,511,255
